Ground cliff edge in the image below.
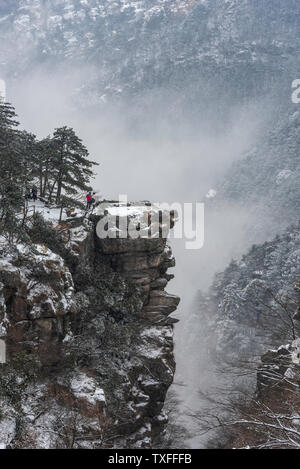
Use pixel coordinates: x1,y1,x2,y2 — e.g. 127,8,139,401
0,202,180,449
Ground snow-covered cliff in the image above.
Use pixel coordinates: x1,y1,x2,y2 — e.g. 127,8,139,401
0,202,179,448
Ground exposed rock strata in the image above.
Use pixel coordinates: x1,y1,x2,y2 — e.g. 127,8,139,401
0,203,180,448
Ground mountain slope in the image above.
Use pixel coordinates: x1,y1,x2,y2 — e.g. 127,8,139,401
217,110,300,232
1,0,299,110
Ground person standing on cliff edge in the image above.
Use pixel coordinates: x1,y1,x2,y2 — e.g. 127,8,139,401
86,192,92,210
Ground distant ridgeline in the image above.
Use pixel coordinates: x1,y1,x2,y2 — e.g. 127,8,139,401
1,0,300,120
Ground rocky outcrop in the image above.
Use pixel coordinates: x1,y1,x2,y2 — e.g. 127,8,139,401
95,238,179,325
0,202,180,448
1,245,74,361
257,341,300,399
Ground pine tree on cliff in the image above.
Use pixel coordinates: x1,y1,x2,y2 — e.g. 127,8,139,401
18,130,40,190
0,101,41,242
35,136,57,199
0,102,37,192
0,101,25,239
47,126,98,205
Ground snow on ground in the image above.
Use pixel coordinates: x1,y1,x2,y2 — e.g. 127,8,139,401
275,170,293,185
26,200,63,222
17,242,64,263
70,224,90,241
141,326,173,341
291,338,300,365
26,200,87,223
106,206,147,217
95,201,178,239
70,373,106,404
206,188,217,199
136,343,164,359
0,409,16,449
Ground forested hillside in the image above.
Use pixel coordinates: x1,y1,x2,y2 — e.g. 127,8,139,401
1,0,300,114
217,110,300,233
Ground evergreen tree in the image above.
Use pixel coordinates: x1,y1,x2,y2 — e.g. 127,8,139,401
0,100,26,241
0,101,99,237
35,136,57,199
18,130,38,191
49,126,98,205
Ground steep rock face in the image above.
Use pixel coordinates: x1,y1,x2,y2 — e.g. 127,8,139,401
1,245,74,361
0,204,180,448
95,235,179,324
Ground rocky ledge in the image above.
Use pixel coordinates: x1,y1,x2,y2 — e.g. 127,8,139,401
0,202,180,449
